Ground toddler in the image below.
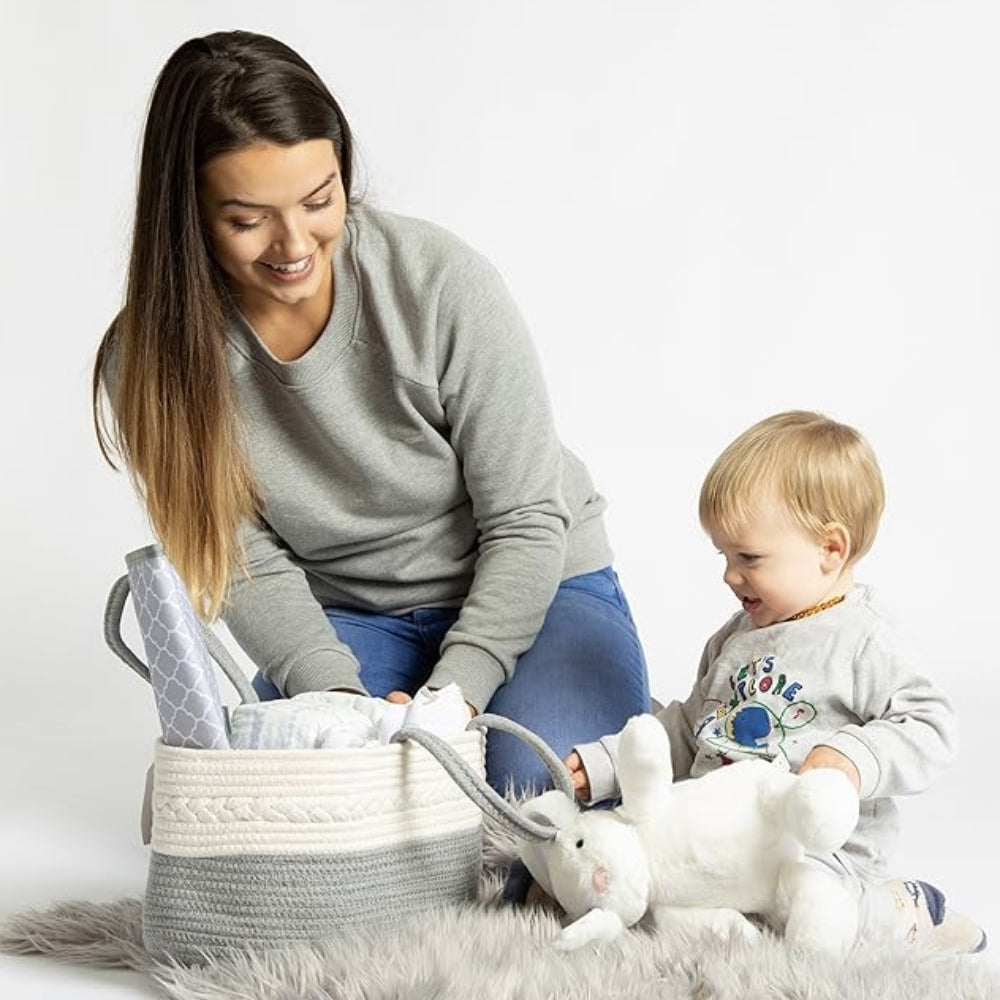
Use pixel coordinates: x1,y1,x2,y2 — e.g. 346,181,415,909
563,411,984,953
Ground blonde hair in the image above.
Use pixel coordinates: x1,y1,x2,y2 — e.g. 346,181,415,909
698,410,885,565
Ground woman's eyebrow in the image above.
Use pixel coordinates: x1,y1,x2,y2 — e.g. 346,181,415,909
218,171,339,209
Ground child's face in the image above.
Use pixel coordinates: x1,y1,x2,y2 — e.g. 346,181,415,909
708,499,848,628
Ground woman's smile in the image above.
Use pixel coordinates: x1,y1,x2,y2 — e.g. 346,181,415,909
259,253,317,281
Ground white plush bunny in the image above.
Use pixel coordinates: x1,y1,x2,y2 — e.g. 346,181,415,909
518,713,861,954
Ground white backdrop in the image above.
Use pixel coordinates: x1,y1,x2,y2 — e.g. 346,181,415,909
2,2,997,995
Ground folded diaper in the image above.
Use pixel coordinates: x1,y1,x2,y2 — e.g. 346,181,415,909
229,684,469,750
398,684,469,738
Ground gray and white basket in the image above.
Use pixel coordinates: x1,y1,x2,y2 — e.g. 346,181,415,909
104,565,568,963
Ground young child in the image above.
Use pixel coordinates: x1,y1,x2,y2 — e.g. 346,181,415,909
561,410,985,953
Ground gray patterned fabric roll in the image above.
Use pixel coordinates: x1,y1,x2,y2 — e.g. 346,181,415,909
125,545,229,750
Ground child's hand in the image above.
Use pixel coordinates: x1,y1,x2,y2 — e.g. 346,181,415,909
564,751,591,801
798,745,861,793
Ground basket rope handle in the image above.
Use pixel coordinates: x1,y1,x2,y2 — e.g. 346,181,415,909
393,713,576,842
103,573,260,705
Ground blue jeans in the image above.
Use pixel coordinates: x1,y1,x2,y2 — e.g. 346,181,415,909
252,567,650,794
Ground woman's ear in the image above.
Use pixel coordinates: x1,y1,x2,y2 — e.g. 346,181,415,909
820,522,851,573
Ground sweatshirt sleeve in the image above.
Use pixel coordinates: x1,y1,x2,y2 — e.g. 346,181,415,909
424,251,571,712
654,636,720,783
819,628,957,800
222,519,368,697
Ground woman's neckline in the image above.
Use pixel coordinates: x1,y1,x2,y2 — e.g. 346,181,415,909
226,214,360,385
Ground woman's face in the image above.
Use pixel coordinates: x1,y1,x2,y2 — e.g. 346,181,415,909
198,138,347,317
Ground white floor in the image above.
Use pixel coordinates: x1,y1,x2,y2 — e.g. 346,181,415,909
0,961,151,1000
1,800,155,997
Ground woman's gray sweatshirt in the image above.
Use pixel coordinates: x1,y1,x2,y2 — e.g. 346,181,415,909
221,205,612,711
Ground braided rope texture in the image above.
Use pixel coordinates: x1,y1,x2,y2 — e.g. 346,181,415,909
150,731,485,856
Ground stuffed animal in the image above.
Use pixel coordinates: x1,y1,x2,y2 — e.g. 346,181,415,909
517,713,861,954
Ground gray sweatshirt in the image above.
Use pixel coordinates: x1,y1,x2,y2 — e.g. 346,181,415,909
575,584,956,881
221,205,613,711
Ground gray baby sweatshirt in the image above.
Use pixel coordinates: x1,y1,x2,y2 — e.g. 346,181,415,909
575,584,956,881
221,205,613,711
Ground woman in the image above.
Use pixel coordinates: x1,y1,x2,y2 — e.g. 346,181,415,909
94,29,649,792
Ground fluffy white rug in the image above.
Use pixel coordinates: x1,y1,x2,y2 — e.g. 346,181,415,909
2,820,997,1000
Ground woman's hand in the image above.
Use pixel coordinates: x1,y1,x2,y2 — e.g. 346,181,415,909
564,751,591,801
797,744,861,793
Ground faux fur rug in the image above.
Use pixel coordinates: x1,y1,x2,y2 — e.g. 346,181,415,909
3,819,998,1000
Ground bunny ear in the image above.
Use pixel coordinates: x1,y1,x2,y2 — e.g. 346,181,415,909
523,809,556,829
520,789,580,831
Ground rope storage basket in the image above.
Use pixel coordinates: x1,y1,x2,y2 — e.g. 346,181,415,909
143,731,485,961
104,546,571,964
103,551,488,963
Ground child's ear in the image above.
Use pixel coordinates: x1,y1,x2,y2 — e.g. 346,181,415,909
820,522,850,572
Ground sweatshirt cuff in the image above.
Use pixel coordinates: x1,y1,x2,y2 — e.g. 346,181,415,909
820,729,880,799
281,650,368,698
427,645,507,715
573,735,622,804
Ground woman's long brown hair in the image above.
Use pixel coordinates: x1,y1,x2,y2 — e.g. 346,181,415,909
93,31,354,617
